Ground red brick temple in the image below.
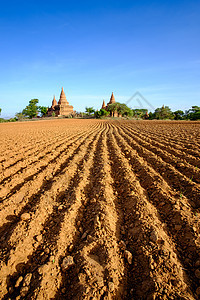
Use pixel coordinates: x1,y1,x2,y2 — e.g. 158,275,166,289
101,92,118,117
47,87,74,117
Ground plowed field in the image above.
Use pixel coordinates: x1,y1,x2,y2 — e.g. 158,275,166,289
0,119,200,300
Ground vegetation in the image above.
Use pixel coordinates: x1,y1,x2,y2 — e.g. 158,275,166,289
148,105,200,121
185,106,200,120
85,107,95,115
95,109,109,118
107,102,133,117
22,99,39,119
38,106,48,117
132,109,148,119
0,107,1,115
15,112,27,121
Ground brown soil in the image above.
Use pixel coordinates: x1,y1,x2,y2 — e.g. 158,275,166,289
0,119,200,300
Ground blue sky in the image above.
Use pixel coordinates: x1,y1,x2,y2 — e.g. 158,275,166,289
0,0,199,118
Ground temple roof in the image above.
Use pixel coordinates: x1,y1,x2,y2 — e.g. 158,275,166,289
58,87,69,105
101,99,106,109
109,92,116,104
52,95,57,108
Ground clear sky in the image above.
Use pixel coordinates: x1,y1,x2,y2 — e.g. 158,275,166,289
0,0,199,118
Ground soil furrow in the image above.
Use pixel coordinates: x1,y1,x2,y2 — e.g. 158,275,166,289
122,123,200,175
0,126,102,298
0,126,98,222
112,125,200,296
0,124,98,177
107,124,195,299
0,127,96,194
116,124,200,208
54,124,124,300
126,122,200,154
2,128,103,300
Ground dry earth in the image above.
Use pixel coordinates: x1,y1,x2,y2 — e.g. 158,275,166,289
0,119,200,300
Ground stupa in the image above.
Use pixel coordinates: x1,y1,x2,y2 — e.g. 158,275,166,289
108,92,116,104
47,87,74,117
100,92,118,117
101,100,106,109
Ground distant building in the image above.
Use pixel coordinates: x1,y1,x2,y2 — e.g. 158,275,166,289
101,92,118,117
47,87,74,117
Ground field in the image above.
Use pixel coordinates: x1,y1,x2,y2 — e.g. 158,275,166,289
0,119,200,300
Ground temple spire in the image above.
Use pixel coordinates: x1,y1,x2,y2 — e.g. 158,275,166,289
52,95,57,108
101,99,106,109
58,87,69,105
109,92,116,104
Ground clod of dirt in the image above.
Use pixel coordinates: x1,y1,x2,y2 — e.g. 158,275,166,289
195,269,200,279
68,244,74,252
108,282,115,292
195,260,200,267
15,276,23,287
23,273,32,286
124,250,132,264
8,286,14,294
175,225,182,231
196,287,200,296
61,256,75,271
21,213,30,221
20,286,29,297
81,232,87,239
36,234,43,242
119,240,126,250
150,230,159,242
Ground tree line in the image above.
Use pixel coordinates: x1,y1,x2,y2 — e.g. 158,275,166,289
0,100,200,122
87,103,200,120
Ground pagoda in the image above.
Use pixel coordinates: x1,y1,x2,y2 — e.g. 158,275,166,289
47,87,74,117
108,92,116,105
101,100,106,109
101,92,118,117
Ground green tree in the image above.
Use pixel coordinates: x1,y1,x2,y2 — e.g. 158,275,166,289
22,99,39,119
15,112,26,121
174,110,184,120
117,103,132,116
107,102,120,116
132,109,148,119
0,108,1,115
154,105,174,120
186,106,200,120
39,106,48,117
95,109,109,118
85,107,95,115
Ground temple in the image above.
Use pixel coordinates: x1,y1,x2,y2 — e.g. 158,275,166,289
101,92,118,117
47,87,74,117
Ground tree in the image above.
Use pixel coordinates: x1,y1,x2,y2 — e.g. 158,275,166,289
39,106,48,117
132,109,148,119
85,107,95,115
22,99,39,119
15,112,26,121
185,106,200,120
95,109,109,118
174,110,184,120
107,102,120,116
0,108,1,115
154,105,174,120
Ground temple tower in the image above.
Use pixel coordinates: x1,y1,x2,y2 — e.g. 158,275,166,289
101,100,106,109
58,87,69,105
52,96,57,108
57,87,73,116
108,92,116,104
